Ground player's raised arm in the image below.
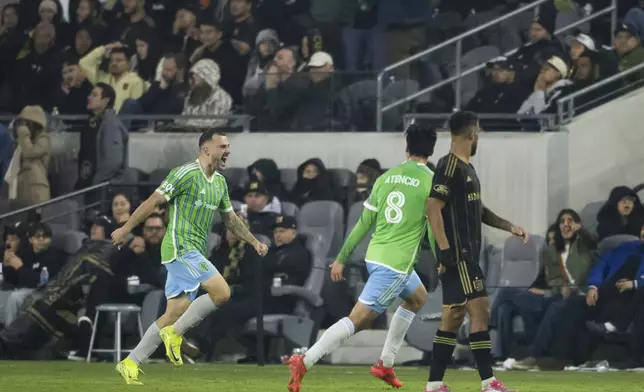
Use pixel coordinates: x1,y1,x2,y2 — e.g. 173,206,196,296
481,203,528,242
221,210,268,256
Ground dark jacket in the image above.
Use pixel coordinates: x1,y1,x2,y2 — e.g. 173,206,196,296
290,158,336,206
587,241,644,289
94,109,129,184
115,244,163,288
138,81,188,115
247,210,279,239
11,45,61,112
270,238,312,287
508,38,566,88
378,0,431,27
292,77,348,131
596,186,644,241
197,41,249,105
54,80,93,115
3,246,65,289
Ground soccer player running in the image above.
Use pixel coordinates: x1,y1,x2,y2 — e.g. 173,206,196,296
287,124,438,392
111,130,268,385
424,111,528,392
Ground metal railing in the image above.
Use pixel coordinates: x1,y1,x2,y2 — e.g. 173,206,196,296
0,114,254,132
403,113,558,131
556,62,644,124
376,0,618,131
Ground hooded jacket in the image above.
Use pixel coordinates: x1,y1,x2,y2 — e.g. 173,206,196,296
247,158,287,201
290,158,336,206
597,186,644,240
587,241,644,290
179,59,232,129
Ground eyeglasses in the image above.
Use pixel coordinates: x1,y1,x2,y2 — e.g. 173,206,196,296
144,226,164,232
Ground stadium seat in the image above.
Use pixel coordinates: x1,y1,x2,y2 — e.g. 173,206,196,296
448,46,501,106
281,201,300,219
382,79,420,130
208,233,222,256
280,169,298,192
328,168,356,209
50,230,87,254
242,232,325,348
231,200,243,212
223,167,249,191
42,199,80,230
598,234,641,255
555,4,589,37
298,201,345,259
48,158,78,198
405,288,443,353
338,80,378,130
148,168,172,189
343,202,373,297
498,235,543,289
579,200,604,235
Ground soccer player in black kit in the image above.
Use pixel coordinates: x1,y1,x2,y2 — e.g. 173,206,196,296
424,111,528,392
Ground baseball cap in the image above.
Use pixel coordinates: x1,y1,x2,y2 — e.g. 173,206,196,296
486,56,515,70
615,23,638,37
28,222,53,238
307,52,333,68
245,181,268,195
546,56,569,77
567,33,597,51
274,215,297,230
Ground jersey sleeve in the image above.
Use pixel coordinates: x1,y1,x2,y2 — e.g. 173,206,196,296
363,177,381,212
218,179,233,213
429,155,460,203
155,167,190,201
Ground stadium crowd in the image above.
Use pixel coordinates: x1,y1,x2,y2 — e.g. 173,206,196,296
1,0,644,372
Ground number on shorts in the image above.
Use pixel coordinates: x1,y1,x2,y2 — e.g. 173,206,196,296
385,191,405,224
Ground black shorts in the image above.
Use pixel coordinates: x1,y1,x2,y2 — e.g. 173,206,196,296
440,261,487,306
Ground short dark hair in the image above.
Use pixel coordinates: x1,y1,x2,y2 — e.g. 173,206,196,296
198,13,221,30
198,129,227,147
95,82,116,109
61,52,80,67
28,222,53,238
146,213,166,226
405,122,438,158
448,111,479,136
164,52,188,72
110,47,130,59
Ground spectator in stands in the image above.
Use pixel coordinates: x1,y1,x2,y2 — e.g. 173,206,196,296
243,29,280,97
10,105,51,204
342,0,383,72
552,49,606,114
192,214,311,361
246,47,308,130
166,4,200,56
517,56,572,117
596,186,644,240
35,0,69,49
585,222,644,335
378,0,430,80
240,180,280,237
504,211,597,366
247,158,287,203
10,22,61,112
290,158,336,207
2,222,64,326
115,0,155,48
624,3,644,42
466,57,532,118
67,28,94,58
613,23,644,85
190,15,248,105
72,0,109,46
177,58,232,129
508,11,565,89
130,27,161,83
354,158,381,203
79,42,146,112
111,192,132,225
225,0,260,58
568,33,597,66
89,213,116,241
54,54,93,114
0,4,27,95
76,83,128,189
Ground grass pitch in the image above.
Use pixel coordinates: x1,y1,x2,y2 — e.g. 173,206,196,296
0,361,641,391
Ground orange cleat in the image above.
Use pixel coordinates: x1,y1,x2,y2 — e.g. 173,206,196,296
287,354,307,392
369,360,403,388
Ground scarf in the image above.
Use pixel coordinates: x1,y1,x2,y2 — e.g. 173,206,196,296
223,239,246,279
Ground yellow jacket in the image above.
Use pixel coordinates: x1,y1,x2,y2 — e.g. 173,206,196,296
80,46,146,112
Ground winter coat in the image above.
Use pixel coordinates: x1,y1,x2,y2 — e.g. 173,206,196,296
15,126,51,204
179,59,232,129
596,186,644,241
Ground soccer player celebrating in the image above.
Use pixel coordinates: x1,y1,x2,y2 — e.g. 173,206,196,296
111,130,268,385
287,124,438,392
425,111,528,392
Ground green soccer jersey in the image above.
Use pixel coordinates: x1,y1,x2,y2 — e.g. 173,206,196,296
156,160,233,263
362,161,434,274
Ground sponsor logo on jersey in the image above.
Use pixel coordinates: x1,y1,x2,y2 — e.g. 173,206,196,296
385,174,420,187
467,176,472,182
467,192,480,202
194,199,217,210
433,184,450,195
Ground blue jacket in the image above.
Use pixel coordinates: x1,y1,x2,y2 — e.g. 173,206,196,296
587,241,644,289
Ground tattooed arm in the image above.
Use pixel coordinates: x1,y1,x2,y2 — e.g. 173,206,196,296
222,210,261,246
481,204,513,232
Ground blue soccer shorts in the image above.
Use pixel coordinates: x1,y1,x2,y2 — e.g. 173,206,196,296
358,262,422,314
164,250,219,300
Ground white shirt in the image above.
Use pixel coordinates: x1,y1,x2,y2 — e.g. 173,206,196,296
561,244,575,285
